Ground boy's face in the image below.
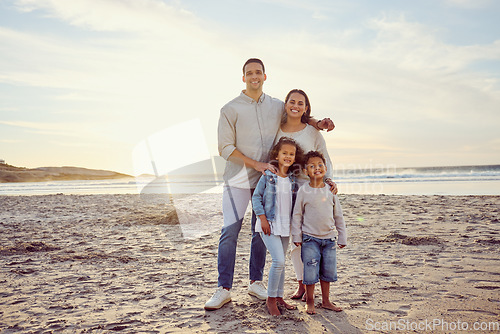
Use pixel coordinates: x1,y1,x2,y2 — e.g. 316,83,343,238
242,62,266,92
304,156,326,180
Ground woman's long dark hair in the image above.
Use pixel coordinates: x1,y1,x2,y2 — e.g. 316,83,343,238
268,136,304,178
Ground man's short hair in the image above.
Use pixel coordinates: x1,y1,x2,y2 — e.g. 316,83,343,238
243,58,265,74
303,150,326,167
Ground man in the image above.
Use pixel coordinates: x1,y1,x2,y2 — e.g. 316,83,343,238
204,58,335,310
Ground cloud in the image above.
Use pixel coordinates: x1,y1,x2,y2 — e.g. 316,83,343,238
443,0,494,9
257,0,324,12
257,0,341,20
0,120,90,137
368,15,500,73
0,139,23,144
1,120,66,130
47,140,93,147
13,0,198,33
0,1,235,109
263,27,499,134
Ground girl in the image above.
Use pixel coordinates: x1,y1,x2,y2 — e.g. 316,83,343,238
275,89,335,301
251,137,303,315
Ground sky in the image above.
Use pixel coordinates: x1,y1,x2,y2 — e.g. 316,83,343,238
0,0,499,176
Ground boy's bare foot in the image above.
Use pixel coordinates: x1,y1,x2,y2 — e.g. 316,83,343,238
305,301,316,314
322,301,342,312
277,297,297,310
266,297,281,316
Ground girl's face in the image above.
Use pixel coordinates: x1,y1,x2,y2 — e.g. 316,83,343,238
275,143,297,168
285,92,308,121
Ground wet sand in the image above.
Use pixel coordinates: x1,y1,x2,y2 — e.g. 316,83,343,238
0,193,499,333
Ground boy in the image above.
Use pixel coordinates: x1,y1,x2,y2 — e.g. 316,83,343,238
291,151,347,315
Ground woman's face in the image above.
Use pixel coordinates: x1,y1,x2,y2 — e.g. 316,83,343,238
285,92,308,121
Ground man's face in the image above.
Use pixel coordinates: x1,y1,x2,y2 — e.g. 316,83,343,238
304,156,327,180
242,62,266,92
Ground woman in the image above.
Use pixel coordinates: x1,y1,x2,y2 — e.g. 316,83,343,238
274,89,335,301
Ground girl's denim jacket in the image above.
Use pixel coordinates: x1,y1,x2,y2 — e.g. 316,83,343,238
252,170,299,222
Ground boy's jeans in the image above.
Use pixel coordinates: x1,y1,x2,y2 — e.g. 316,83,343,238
301,234,338,285
217,186,266,289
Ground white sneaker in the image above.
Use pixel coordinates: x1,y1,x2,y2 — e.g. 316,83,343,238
248,281,267,300
204,286,231,310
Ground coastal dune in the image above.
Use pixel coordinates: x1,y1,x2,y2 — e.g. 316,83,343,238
0,193,499,333
0,164,131,183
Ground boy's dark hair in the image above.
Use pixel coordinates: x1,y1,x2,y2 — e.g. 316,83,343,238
284,89,312,124
268,137,304,177
303,150,326,168
243,58,265,74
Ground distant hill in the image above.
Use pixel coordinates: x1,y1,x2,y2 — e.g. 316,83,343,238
0,164,132,183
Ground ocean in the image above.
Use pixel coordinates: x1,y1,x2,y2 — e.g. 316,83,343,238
1,164,499,196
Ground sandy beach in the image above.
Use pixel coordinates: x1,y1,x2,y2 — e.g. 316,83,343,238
0,193,499,333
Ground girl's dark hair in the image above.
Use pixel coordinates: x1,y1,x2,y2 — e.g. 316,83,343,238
268,137,304,177
284,89,312,124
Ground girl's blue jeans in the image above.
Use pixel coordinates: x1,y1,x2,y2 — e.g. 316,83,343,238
260,233,289,297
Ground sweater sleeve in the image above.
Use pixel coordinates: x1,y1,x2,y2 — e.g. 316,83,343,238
291,188,305,243
333,195,347,245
